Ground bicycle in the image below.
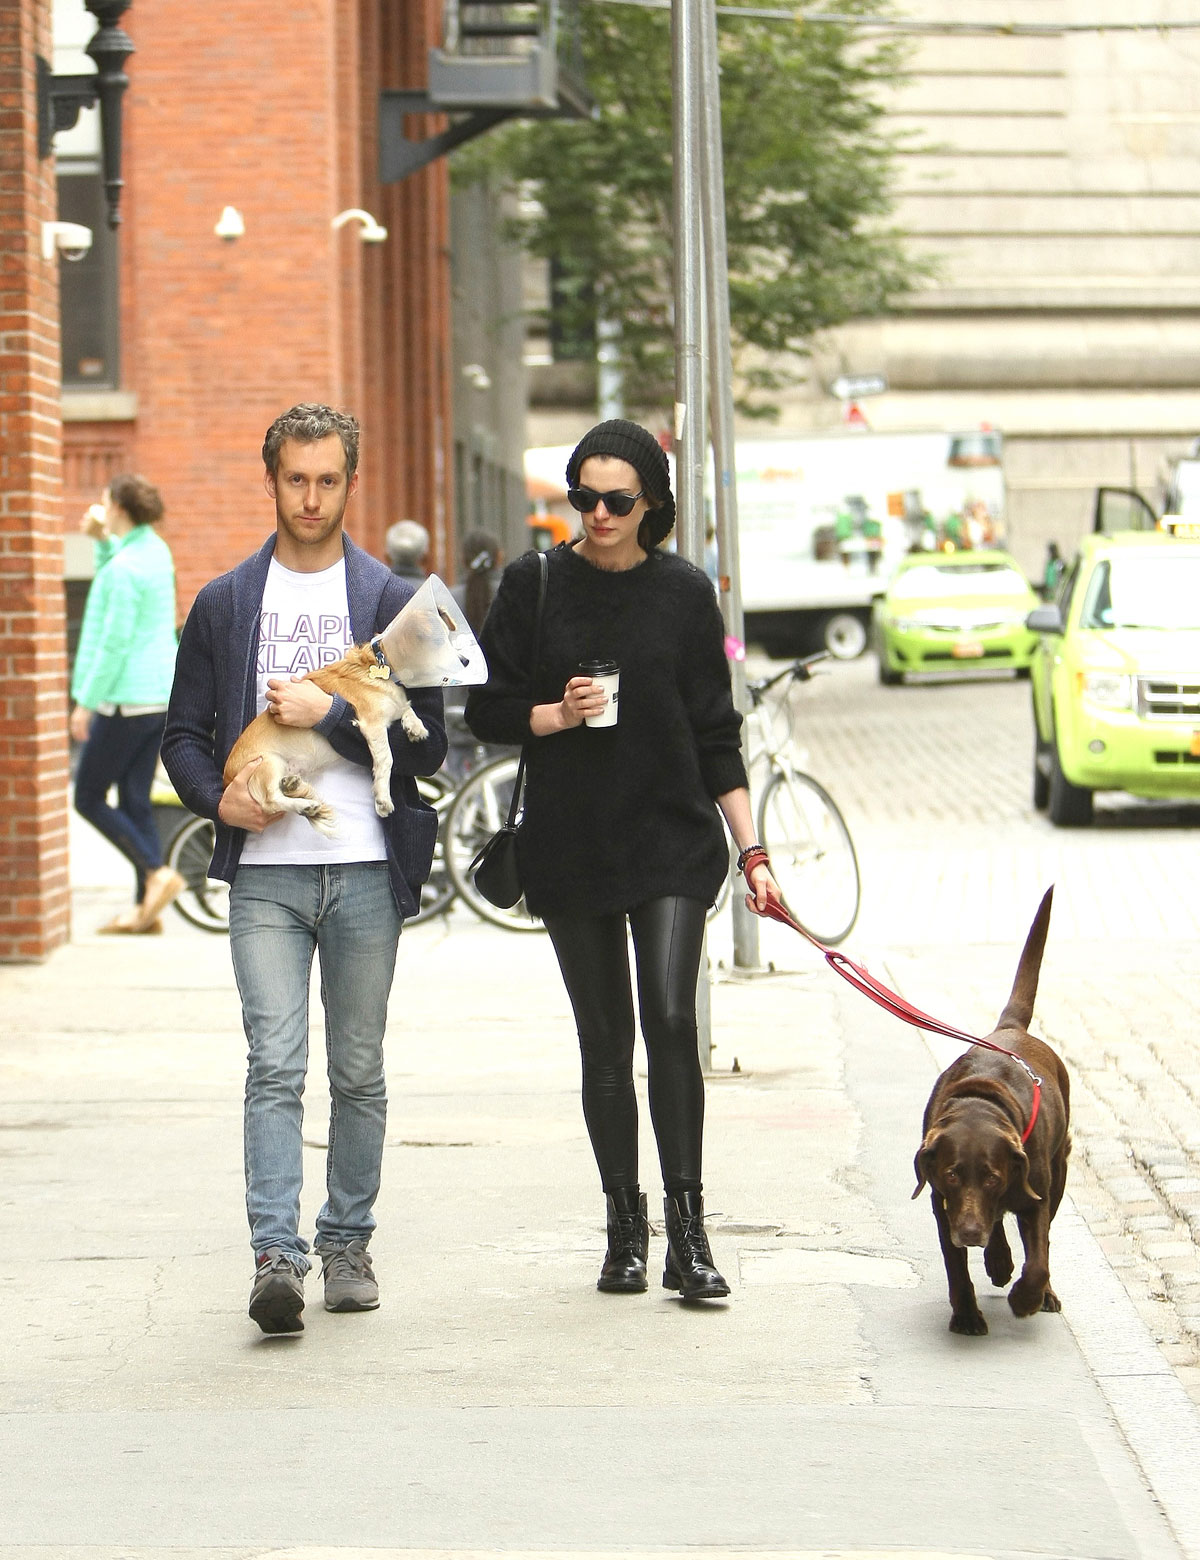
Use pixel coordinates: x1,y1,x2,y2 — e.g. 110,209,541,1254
442,751,543,932
742,652,860,946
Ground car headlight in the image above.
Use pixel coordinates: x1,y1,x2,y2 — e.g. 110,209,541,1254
890,617,921,633
1079,671,1133,709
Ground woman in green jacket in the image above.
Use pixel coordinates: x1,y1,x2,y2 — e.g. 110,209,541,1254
70,474,182,933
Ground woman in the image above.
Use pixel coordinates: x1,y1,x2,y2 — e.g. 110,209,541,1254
451,530,503,635
465,420,779,1301
70,474,183,934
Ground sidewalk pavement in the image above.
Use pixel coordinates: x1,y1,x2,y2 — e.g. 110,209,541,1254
2,820,1199,1558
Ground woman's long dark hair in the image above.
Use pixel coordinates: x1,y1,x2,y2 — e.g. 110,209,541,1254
461,530,501,633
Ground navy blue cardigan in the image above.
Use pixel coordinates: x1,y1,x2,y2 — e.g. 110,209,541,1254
161,534,447,919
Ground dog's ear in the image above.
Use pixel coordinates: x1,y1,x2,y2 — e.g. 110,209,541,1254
912,1130,941,1199
437,606,459,631
1009,1139,1042,1203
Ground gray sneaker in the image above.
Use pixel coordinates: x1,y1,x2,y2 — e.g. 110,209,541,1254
248,1247,305,1334
320,1239,379,1312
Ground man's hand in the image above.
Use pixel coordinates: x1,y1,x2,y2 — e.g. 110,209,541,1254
68,705,92,744
265,674,333,728
219,756,284,833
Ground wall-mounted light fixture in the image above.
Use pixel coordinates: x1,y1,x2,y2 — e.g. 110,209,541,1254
214,206,245,242
36,0,134,229
331,208,388,243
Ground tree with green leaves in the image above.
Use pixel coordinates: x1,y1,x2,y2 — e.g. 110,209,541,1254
453,0,919,415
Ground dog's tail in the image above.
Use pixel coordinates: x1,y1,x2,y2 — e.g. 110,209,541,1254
996,885,1054,1033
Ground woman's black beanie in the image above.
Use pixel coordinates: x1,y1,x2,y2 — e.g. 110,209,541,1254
565,419,676,546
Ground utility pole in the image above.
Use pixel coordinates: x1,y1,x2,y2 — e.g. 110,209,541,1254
671,0,712,1067
697,0,760,971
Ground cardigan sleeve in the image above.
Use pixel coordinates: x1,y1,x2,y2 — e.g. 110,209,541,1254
680,573,748,798
463,554,541,746
161,582,228,821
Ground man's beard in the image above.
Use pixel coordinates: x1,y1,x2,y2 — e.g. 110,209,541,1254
276,494,348,549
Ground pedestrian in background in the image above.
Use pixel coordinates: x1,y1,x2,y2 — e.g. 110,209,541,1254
451,529,503,634
162,404,447,1335
465,419,780,1303
70,475,184,934
385,519,430,584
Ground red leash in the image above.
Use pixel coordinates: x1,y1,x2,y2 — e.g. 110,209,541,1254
755,889,1042,1143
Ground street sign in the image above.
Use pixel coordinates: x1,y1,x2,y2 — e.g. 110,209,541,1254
830,373,888,400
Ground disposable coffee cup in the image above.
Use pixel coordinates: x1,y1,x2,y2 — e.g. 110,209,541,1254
580,658,620,728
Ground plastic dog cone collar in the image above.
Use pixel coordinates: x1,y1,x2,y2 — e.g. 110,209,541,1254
374,574,488,688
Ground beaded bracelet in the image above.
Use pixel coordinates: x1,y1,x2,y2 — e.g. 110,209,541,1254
737,843,770,876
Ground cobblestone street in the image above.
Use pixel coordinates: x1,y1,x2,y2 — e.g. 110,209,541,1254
788,652,1200,1404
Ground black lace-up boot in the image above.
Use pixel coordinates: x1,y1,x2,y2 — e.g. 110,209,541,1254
597,1188,649,1292
663,1191,730,1299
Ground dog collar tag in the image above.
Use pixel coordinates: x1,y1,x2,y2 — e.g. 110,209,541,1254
368,639,392,681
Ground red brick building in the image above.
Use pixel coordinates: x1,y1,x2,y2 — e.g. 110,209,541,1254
59,0,459,609
0,0,71,960
3,0,548,959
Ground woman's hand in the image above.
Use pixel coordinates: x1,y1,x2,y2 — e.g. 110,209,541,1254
68,704,92,744
81,503,109,541
744,858,783,916
558,675,608,729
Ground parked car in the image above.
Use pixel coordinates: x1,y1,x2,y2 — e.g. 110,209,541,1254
871,550,1038,685
1027,531,1200,825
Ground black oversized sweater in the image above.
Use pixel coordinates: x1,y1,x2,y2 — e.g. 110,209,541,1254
465,543,748,918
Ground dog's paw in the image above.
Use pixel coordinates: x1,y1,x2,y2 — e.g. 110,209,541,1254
949,1310,989,1336
1007,1280,1047,1319
400,711,428,742
1040,1285,1062,1313
374,795,395,818
984,1252,1014,1288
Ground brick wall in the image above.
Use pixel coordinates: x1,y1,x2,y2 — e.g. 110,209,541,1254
106,0,455,612
0,0,70,960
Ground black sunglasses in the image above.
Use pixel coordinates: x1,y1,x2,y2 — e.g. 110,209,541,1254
567,486,645,518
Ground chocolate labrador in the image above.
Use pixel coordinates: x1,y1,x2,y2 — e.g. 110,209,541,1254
912,887,1071,1334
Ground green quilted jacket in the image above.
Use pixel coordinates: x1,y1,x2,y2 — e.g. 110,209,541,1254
70,525,178,708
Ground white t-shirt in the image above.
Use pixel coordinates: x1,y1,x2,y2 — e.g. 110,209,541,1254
239,557,387,866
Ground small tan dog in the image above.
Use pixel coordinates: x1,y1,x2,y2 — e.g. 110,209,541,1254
224,598,459,835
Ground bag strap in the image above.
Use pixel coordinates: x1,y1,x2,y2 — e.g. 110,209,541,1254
503,549,548,828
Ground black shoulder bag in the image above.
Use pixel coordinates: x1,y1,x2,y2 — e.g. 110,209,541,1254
469,549,548,909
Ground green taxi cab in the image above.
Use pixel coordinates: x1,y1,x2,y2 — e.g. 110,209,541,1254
1028,531,1200,825
872,550,1038,685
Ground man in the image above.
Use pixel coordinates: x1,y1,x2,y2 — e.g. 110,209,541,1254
385,518,430,583
162,404,446,1334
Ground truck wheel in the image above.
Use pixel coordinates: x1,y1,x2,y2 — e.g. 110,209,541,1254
1048,740,1093,826
821,612,868,660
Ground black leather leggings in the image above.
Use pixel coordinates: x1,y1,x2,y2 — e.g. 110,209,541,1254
543,895,707,1197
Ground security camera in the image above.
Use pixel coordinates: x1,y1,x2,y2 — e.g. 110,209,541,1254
41,221,93,262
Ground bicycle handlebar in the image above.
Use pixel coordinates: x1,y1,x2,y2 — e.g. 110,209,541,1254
746,650,829,703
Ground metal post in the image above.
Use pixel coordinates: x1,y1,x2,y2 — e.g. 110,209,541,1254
672,0,714,1069
697,0,761,971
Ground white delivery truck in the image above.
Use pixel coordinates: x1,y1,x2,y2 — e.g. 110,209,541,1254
733,429,1006,659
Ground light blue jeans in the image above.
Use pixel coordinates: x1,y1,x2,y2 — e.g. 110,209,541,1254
228,863,401,1271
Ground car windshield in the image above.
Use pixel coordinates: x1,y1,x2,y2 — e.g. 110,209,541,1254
889,562,1028,602
1081,555,1200,630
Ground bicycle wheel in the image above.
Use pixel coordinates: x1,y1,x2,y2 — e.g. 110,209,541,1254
757,770,860,946
444,755,544,932
408,774,455,925
165,814,230,933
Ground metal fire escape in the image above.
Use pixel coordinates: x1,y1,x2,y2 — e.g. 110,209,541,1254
380,0,592,184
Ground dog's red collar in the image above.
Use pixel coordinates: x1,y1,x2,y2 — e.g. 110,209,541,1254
756,889,1044,1143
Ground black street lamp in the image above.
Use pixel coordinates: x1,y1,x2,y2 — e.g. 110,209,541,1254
36,0,134,229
